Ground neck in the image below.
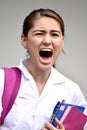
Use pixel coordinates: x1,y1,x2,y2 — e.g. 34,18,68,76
24,60,51,95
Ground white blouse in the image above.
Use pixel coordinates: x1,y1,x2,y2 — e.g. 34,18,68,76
0,59,87,130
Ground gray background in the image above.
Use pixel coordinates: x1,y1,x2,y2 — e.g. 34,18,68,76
0,1,87,128
0,0,87,98
0,0,87,97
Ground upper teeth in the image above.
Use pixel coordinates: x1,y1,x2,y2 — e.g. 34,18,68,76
41,48,52,51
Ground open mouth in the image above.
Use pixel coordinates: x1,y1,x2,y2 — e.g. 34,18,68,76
39,50,53,58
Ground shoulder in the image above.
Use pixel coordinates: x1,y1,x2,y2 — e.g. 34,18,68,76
52,67,79,89
51,67,83,99
0,69,5,115
0,68,5,90
52,68,87,105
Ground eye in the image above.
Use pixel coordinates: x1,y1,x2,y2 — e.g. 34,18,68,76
52,33,59,37
35,32,43,36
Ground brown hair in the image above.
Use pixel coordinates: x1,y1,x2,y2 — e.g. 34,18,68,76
22,8,65,37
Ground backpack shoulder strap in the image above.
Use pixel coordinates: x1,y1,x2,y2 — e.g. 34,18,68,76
0,67,21,125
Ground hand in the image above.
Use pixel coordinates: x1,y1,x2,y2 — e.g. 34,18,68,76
41,118,65,130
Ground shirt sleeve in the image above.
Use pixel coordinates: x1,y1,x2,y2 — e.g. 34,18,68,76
72,84,87,115
0,69,5,116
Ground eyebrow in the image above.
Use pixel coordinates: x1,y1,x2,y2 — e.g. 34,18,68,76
51,30,61,34
33,30,45,33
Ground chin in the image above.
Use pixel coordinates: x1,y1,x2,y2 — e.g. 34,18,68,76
39,63,52,70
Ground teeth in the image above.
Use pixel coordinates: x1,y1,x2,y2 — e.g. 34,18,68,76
40,48,52,51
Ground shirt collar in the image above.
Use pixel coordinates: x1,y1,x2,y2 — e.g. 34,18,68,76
17,58,32,79
48,67,65,84
17,58,65,84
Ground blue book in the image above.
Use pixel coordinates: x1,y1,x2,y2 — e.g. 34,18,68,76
49,101,85,127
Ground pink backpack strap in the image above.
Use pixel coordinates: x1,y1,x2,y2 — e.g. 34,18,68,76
0,67,21,125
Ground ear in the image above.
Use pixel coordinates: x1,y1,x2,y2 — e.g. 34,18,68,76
21,34,28,49
62,36,64,48
62,36,65,54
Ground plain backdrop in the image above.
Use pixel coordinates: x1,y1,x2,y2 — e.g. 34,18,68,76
0,1,87,128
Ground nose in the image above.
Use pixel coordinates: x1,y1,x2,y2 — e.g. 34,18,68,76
42,34,52,46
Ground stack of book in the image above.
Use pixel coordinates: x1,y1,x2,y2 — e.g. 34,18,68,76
49,101,87,130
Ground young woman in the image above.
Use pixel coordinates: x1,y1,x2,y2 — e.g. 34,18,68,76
0,8,87,130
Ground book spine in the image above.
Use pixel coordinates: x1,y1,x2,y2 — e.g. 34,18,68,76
49,102,61,127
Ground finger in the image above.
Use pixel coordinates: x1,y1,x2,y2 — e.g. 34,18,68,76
41,127,48,130
44,122,55,130
55,118,65,130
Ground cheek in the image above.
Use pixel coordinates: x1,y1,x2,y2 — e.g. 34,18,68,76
54,40,64,52
27,39,39,51
27,41,39,56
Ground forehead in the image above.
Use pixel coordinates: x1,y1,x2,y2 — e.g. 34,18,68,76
32,16,61,30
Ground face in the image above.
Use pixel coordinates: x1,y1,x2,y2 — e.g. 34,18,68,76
21,16,64,70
